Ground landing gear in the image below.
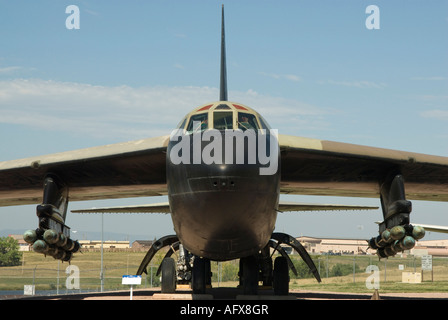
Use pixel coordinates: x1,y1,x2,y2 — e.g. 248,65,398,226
161,257,176,293
236,232,321,296
137,232,320,296
192,256,211,294
273,256,289,295
136,235,211,294
240,256,258,295
137,235,188,294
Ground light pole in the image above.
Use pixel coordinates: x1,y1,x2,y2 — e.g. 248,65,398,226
100,212,104,292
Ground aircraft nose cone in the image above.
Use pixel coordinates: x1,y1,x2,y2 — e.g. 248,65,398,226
169,189,277,260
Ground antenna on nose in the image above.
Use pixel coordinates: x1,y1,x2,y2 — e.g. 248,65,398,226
220,4,228,101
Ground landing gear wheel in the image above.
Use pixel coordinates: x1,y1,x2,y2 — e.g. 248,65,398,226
192,256,207,294
241,256,258,295
161,257,176,293
273,256,289,295
205,259,212,288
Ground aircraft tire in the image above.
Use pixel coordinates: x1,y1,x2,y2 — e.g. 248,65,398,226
192,256,207,294
161,257,176,293
273,256,289,295
241,256,258,295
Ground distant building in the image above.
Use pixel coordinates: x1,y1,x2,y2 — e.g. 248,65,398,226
8,234,30,251
297,236,370,255
132,240,155,249
78,240,129,250
412,239,448,257
297,236,448,257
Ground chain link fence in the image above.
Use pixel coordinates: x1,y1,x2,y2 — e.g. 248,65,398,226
0,263,161,298
310,254,448,282
1,253,448,298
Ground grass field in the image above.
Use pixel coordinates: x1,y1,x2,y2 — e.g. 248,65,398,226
1,250,448,295
0,250,158,291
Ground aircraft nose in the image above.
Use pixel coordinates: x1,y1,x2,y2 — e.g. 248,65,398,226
168,189,277,260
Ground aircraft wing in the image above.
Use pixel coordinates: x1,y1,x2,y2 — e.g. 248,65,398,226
277,202,378,212
70,201,377,214
71,202,171,214
0,135,170,207
2,133,447,207
279,134,448,202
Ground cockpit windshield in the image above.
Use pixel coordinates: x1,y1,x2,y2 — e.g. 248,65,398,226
181,103,266,133
237,112,259,131
186,113,208,133
214,111,233,130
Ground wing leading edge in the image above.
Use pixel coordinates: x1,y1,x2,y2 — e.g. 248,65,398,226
70,201,377,214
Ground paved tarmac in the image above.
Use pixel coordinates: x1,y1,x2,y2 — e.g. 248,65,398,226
8,287,448,300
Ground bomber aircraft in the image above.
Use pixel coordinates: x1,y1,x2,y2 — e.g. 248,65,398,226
1,6,448,295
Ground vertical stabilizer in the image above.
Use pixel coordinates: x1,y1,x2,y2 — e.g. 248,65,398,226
220,5,228,101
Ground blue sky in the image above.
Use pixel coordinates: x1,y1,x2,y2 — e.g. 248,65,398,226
0,1,447,242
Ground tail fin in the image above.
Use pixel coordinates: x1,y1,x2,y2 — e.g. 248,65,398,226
219,5,228,101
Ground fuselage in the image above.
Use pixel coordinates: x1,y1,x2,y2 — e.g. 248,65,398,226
166,101,280,261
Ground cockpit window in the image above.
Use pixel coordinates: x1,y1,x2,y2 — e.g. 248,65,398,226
186,113,208,133
214,111,233,130
176,117,187,129
258,115,271,130
237,112,259,131
215,104,231,110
